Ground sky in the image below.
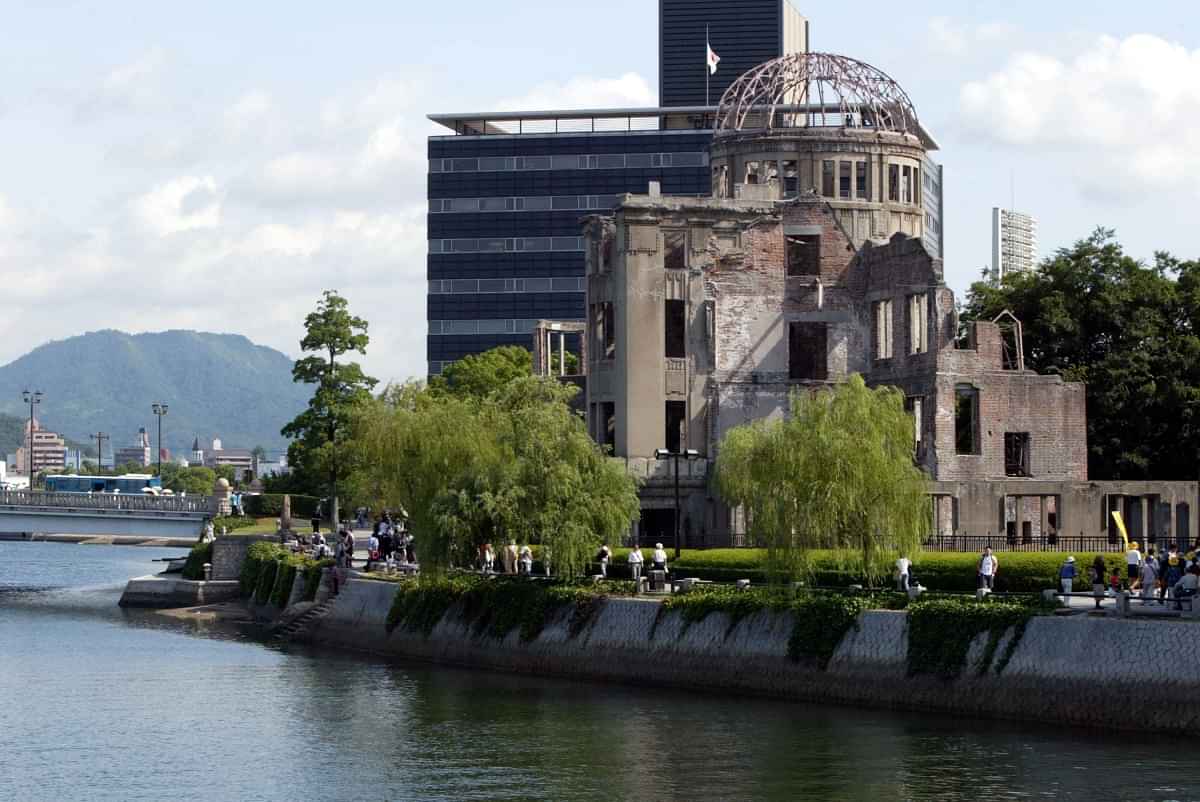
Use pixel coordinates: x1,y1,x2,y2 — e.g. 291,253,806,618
1,0,1197,385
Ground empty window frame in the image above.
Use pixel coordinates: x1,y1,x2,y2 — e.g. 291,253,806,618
887,164,900,202
902,166,914,204
664,230,686,270
602,402,616,453
855,160,870,200
954,385,980,455
788,322,828,381
665,401,686,454
904,396,923,446
782,160,799,197
1004,433,1031,477
838,161,852,199
665,299,686,359
873,299,893,360
745,160,762,185
822,160,835,197
908,293,929,354
786,234,820,277
602,302,615,360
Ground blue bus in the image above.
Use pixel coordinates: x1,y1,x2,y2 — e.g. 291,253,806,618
44,474,164,494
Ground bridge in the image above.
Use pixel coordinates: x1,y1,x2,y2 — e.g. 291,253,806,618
0,490,212,539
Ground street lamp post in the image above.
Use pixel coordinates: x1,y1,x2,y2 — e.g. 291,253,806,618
21,389,42,484
91,432,109,473
654,447,700,560
151,402,169,476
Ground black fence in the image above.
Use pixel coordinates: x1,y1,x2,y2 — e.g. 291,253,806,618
923,534,1124,553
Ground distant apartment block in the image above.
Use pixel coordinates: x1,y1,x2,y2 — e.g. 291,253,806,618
12,419,67,475
992,207,1038,280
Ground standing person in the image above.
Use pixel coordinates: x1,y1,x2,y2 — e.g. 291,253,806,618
1090,555,1107,610
977,547,998,592
652,542,668,573
366,529,380,572
311,499,323,536
1059,556,1076,596
503,541,518,574
541,545,552,576
1164,549,1184,603
519,545,533,576
628,545,644,582
1125,541,1142,590
343,527,356,571
596,544,611,578
1141,549,1160,603
896,555,912,592
482,543,495,573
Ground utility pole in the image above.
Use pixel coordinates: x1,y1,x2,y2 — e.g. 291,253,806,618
21,389,42,484
91,432,109,473
151,402,168,476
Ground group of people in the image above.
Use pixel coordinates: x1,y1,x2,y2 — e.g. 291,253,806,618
365,513,414,571
477,542,539,576
1060,542,1200,609
626,543,670,581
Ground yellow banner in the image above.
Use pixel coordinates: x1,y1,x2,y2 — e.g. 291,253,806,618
1111,511,1130,550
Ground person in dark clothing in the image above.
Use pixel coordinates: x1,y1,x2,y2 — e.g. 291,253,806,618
311,499,324,535
1090,555,1107,609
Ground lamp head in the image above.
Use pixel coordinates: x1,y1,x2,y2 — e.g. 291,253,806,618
684,449,700,458
654,448,671,460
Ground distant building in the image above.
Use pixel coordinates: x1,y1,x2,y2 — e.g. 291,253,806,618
191,437,204,466
205,438,255,479
114,428,152,468
255,454,290,479
992,207,1038,281
12,419,67,476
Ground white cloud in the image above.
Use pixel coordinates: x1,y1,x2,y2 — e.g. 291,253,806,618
926,18,1018,57
958,33,1200,195
71,47,167,121
133,176,221,236
224,90,274,136
498,72,654,110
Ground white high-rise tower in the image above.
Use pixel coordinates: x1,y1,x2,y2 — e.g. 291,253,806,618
992,207,1038,281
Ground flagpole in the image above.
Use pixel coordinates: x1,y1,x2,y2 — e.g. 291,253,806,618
705,24,710,108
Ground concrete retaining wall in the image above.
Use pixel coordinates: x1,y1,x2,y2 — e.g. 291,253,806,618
211,534,278,580
119,575,241,607
305,579,1200,732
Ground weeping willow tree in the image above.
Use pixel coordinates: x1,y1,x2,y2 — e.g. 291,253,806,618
716,374,931,584
348,375,640,577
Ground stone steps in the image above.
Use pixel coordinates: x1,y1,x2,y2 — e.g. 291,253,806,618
273,599,335,643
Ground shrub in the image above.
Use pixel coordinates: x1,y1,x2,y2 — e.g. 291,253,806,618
181,542,213,580
303,559,335,601
255,559,279,605
240,541,286,597
243,493,321,520
212,515,257,534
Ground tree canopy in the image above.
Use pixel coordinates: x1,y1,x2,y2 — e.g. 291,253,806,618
348,375,640,577
962,229,1200,480
282,290,378,498
715,375,931,583
429,345,532,399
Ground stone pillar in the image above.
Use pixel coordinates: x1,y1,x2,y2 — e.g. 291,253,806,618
211,478,231,518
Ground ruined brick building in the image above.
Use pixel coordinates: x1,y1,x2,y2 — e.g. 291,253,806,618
581,52,1196,549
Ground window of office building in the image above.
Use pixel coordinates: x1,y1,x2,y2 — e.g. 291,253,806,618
873,299,893,360
788,322,828,381
665,401,686,454
786,235,820,277
955,386,980,455
822,160,835,197
665,299,686,359
602,402,616,453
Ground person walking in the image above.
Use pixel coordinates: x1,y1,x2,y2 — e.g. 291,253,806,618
503,541,518,574
896,555,912,592
1125,541,1142,590
342,527,356,572
311,499,323,536
652,543,668,572
1090,554,1107,610
481,543,495,574
366,530,380,572
1059,555,1076,596
977,547,998,592
629,545,644,582
519,545,533,576
1140,551,1159,604
596,544,611,578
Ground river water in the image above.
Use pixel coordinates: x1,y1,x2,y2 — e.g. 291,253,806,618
1,542,1197,802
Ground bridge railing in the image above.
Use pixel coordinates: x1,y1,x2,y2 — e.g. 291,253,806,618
0,490,213,515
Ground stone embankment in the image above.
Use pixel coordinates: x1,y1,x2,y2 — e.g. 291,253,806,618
301,578,1200,732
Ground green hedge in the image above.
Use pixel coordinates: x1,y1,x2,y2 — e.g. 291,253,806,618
239,540,328,607
242,493,321,520
181,542,213,580
303,559,335,601
606,548,1124,592
212,515,257,533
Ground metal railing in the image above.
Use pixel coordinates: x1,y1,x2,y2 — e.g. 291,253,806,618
923,534,1124,553
0,490,212,515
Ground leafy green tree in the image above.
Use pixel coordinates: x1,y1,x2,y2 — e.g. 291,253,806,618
282,290,378,506
349,377,640,576
159,463,217,495
430,345,532,399
962,228,1200,479
716,375,931,583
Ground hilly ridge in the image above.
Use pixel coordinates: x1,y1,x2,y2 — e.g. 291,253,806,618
0,330,309,458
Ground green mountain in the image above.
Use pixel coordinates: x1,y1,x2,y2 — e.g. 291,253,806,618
0,330,309,460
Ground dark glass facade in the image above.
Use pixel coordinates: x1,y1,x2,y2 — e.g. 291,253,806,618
427,131,711,370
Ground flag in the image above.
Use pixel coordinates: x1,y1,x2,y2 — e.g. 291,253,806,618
1111,511,1129,550
707,41,720,75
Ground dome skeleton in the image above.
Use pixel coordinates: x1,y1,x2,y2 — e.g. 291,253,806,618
715,52,920,138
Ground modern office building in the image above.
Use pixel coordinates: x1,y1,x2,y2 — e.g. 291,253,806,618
992,207,1038,280
426,1,812,375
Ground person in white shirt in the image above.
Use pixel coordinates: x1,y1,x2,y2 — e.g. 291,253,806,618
519,545,533,575
596,544,611,578
628,546,644,581
978,547,998,591
895,556,912,591
1140,549,1159,601
1125,541,1142,590
366,533,380,571
652,543,668,572
482,543,495,574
